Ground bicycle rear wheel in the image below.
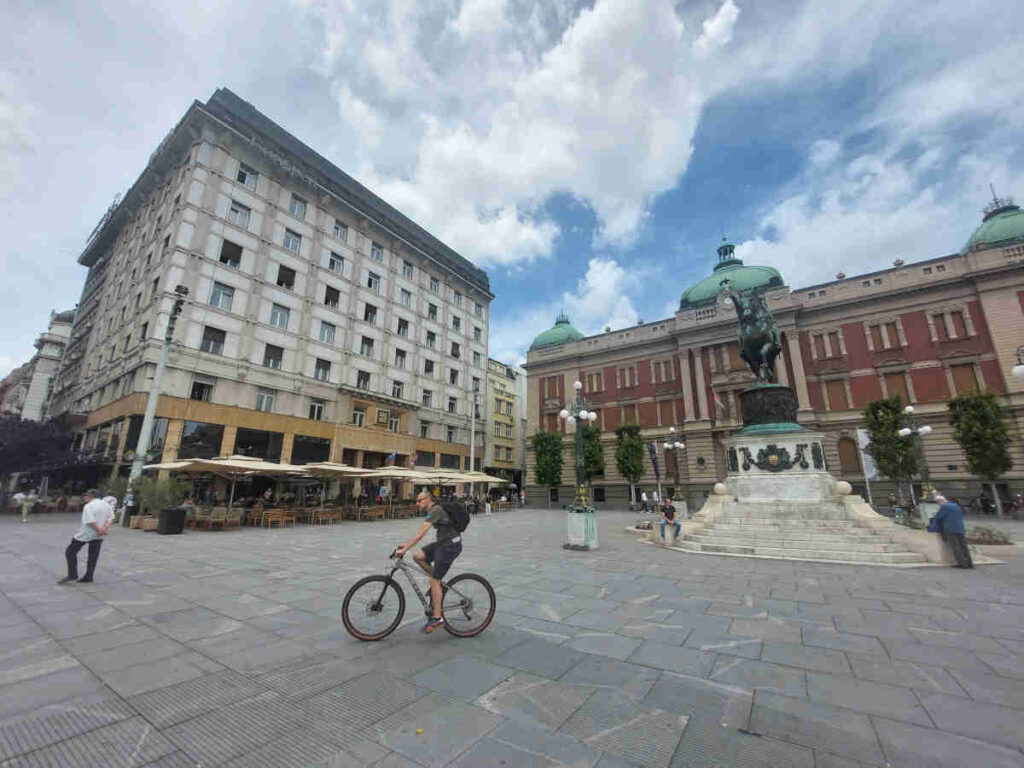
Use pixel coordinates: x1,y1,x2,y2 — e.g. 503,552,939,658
342,575,405,641
441,573,495,637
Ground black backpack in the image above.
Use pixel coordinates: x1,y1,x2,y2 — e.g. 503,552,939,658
441,500,470,533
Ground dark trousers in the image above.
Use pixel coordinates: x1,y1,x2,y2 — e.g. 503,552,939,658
65,539,103,580
942,533,974,568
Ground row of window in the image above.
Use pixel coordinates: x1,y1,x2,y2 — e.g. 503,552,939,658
492,422,515,438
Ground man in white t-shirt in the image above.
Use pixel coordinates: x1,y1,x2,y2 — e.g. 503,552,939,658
58,489,114,584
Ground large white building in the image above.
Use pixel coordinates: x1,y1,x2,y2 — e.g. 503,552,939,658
0,310,74,421
50,88,491,481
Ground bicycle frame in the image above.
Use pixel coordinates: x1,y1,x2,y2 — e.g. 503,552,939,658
375,553,472,612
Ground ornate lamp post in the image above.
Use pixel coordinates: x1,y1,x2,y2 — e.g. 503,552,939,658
1012,345,1024,380
663,427,685,511
559,380,598,549
897,404,933,512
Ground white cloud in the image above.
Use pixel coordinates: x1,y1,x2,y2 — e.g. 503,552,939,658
451,0,509,39
694,0,739,60
0,352,30,380
0,74,36,202
809,139,841,169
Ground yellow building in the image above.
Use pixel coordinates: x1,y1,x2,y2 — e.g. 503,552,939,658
485,358,522,492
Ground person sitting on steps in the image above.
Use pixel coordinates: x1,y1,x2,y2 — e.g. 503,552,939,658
660,498,680,541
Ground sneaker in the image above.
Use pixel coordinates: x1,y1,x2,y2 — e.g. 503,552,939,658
77,578,94,583
57,577,76,585
423,617,444,634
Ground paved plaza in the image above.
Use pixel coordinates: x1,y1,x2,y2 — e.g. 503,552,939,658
2,508,1024,767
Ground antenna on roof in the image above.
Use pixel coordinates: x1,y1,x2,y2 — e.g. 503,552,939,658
990,183,999,204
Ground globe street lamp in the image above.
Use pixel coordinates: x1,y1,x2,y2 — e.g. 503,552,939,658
1013,345,1024,380
897,405,933,512
663,426,685,512
559,380,599,549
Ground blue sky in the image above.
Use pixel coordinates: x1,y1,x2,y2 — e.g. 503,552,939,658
1,0,1021,377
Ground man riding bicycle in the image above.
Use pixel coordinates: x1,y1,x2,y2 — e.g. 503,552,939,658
396,490,463,633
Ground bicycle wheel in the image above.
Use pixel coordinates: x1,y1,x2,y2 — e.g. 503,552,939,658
342,576,405,641
441,573,495,637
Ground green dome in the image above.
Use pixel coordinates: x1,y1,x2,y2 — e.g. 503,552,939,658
962,199,1024,254
679,239,784,310
531,313,584,350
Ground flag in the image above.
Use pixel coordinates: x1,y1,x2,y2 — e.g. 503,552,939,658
712,390,725,411
386,450,398,464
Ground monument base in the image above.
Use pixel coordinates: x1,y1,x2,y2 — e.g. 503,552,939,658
565,506,598,550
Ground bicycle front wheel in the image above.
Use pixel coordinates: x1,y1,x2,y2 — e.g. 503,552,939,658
342,575,405,641
441,573,496,637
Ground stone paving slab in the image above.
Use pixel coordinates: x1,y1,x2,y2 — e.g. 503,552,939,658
871,716,1024,768
4,716,177,768
475,672,594,729
373,693,503,767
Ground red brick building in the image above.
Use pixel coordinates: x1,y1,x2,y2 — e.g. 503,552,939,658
525,199,1024,510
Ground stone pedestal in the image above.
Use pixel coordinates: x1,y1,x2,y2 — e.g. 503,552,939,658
566,508,598,550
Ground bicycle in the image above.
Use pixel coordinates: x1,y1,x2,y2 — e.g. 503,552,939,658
341,549,496,641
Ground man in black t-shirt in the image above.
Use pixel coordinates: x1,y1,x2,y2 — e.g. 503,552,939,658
397,490,463,633
661,499,680,540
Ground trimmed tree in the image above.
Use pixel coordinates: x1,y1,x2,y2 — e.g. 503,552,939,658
581,425,605,489
863,397,919,501
948,391,1013,518
0,415,73,505
531,431,564,507
614,424,644,508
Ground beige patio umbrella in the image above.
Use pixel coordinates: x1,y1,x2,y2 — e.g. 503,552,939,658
145,455,308,511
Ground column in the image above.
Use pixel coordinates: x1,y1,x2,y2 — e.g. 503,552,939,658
679,351,694,422
693,350,709,421
161,418,185,462
775,348,790,386
280,433,294,464
219,425,237,457
785,334,813,411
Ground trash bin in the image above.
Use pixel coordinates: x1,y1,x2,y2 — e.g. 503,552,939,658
122,504,139,528
157,506,187,535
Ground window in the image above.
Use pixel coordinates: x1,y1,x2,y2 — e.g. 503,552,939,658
324,286,340,308
122,335,131,352
400,288,412,307
314,358,331,382
493,422,501,436
586,372,603,392
869,324,884,350
420,421,430,438
428,303,438,321
263,344,283,369
473,326,481,342
426,330,436,348
351,405,366,426
134,291,141,309
451,342,460,358
453,291,463,307
873,278,883,285
395,349,406,368
472,377,480,392
923,267,932,275
505,424,513,438
319,321,336,344
309,399,325,420
936,264,946,272
950,311,968,338
862,280,871,287
371,241,383,261
200,326,225,355
825,380,849,410
237,163,258,190
505,402,513,416
367,271,381,293
429,276,439,293
951,363,979,395
227,200,250,227
333,218,348,241
402,260,413,278
452,315,461,332
328,252,344,274
389,416,400,432
360,336,374,356
269,303,290,329
933,314,949,341
277,265,296,290
356,370,371,390
422,389,433,407
190,377,214,402
474,302,482,318
376,408,390,426
884,372,909,403
289,194,307,219
392,380,404,399
885,321,899,347
448,396,457,413
447,426,456,443
139,322,148,341
210,282,234,310
152,277,159,299
424,359,435,375
449,368,459,385
363,303,378,324
473,351,481,367
397,318,409,337
220,239,242,267
618,366,638,388
283,229,302,253
828,331,841,357
813,334,827,359
506,447,513,461
255,388,275,412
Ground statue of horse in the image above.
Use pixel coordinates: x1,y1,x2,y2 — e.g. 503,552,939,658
721,280,781,383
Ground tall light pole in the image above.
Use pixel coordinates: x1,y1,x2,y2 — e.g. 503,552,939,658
897,404,933,512
663,426,685,512
469,391,478,498
559,380,598,549
128,285,188,489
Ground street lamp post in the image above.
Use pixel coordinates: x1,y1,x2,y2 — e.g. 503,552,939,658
559,380,598,549
897,404,933,513
1013,345,1024,380
663,427,685,513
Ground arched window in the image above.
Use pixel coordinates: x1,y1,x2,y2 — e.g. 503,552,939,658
837,437,861,475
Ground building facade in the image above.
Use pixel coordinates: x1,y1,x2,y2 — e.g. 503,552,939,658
484,358,523,491
49,88,491,482
525,200,1024,510
0,310,74,421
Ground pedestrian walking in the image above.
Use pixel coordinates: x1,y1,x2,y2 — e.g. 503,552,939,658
21,488,38,523
652,489,660,511
58,488,114,584
927,494,973,569
641,490,649,512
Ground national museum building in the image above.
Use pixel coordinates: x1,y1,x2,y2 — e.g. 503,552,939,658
49,88,491,480
524,199,1024,509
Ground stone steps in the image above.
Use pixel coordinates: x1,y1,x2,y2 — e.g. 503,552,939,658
675,538,928,564
708,522,883,535
684,533,906,553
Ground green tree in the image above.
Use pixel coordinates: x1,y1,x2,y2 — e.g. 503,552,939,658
133,475,192,515
0,415,72,505
580,425,605,486
863,397,919,500
614,424,644,507
531,431,564,506
948,391,1013,517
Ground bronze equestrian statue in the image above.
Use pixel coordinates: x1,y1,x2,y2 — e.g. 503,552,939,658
720,278,781,383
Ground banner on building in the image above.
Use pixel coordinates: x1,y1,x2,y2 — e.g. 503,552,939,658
856,429,878,480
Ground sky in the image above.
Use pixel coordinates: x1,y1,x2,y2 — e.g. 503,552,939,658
1,0,1022,378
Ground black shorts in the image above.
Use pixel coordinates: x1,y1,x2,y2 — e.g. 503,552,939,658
421,540,462,581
